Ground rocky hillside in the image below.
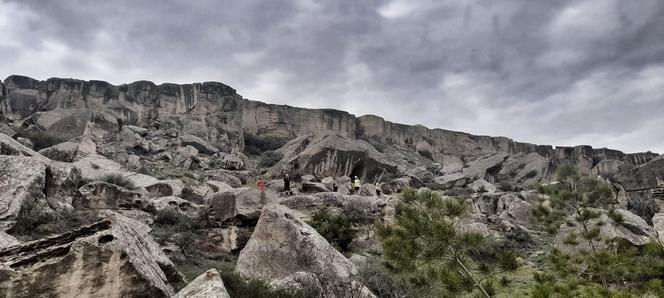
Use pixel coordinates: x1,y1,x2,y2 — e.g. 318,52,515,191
1,75,664,297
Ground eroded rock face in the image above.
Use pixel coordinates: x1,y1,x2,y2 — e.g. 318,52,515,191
2,76,245,152
0,212,184,297
174,268,230,298
236,204,374,297
615,157,664,191
268,134,396,183
0,156,48,227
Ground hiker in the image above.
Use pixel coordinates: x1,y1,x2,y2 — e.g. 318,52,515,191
375,181,382,196
257,179,266,190
332,182,338,192
283,173,291,195
353,176,361,195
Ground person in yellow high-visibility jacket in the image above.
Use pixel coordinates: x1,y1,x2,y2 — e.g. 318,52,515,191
353,176,361,195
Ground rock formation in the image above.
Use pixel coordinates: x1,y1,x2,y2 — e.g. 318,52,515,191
0,212,184,297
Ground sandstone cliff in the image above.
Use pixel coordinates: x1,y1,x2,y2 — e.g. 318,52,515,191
1,75,658,175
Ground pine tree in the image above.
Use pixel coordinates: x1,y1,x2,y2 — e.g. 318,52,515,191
377,189,518,297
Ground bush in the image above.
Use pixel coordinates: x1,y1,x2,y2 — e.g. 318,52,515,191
308,208,356,252
13,128,65,150
100,173,138,190
244,134,289,155
628,196,659,224
152,208,203,247
417,149,434,160
258,150,283,168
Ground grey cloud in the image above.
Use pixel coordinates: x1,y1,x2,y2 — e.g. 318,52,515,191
1,0,663,153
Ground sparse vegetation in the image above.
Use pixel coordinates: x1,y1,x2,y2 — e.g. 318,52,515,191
100,173,139,190
308,208,356,252
258,150,283,168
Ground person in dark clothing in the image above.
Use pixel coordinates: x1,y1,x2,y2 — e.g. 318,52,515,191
283,173,291,195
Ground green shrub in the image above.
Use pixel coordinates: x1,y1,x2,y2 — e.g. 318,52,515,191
308,208,356,252
244,134,289,155
417,149,434,160
13,128,65,150
258,150,283,168
100,173,138,190
628,196,659,224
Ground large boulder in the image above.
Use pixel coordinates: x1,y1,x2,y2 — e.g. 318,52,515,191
0,133,46,158
206,188,277,226
554,209,656,254
153,196,201,219
495,153,548,188
174,145,198,169
615,157,664,191
0,232,19,249
236,204,374,297
267,134,396,183
174,269,230,298
0,156,48,229
0,212,184,297
462,153,508,180
77,181,154,212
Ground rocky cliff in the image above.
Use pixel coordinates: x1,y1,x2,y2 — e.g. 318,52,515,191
0,75,658,175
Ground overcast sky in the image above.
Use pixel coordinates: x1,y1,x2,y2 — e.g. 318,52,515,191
1,0,663,153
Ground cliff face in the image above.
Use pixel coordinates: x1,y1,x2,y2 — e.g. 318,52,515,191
1,75,658,171
1,75,244,151
241,100,356,138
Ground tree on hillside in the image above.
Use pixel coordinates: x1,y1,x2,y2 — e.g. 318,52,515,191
377,189,518,297
532,165,664,297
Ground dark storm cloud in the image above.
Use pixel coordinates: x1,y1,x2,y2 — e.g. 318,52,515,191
1,0,663,153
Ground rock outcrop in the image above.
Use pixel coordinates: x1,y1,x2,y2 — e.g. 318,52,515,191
268,134,396,182
0,212,184,297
